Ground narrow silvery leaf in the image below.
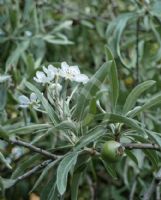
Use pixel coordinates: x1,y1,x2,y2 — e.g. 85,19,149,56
56,152,78,195
73,61,112,120
0,152,12,169
123,80,156,114
105,46,119,112
25,81,59,124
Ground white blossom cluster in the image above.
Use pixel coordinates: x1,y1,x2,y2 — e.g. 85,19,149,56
18,62,89,108
33,62,89,84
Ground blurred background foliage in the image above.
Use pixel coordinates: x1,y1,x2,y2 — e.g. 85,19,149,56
1,0,161,199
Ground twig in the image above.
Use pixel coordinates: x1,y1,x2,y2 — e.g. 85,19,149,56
13,159,52,186
143,168,161,200
7,138,60,160
122,143,161,152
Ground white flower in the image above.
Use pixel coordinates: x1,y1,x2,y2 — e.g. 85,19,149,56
59,62,89,84
18,93,40,108
43,65,58,80
33,65,58,84
18,95,30,108
33,71,49,84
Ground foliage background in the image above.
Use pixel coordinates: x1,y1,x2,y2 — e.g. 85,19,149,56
1,0,161,199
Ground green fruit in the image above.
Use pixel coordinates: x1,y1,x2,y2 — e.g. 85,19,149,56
101,140,124,162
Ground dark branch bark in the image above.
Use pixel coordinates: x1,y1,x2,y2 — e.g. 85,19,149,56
13,159,52,186
6,138,60,160
122,143,161,152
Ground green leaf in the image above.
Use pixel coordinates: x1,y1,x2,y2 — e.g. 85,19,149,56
11,155,40,179
146,130,161,148
101,158,117,178
73,61,113,120
43,35,73,45
0,178,16,191
9,124,51,135
130,93,161,118
71,172,82,200
55,120,77,134
143,149,159,170
40,175,59,200
83,98,97,126
125,150,138,165
25,82,59,125
96,113,145,134
56,152,78,195
106,13,134,67
123,80,156,114
0,152,12,169
47,182,58,200
0,77,9,111
105,46,119,111
30,159,59,192
0,126,9,140
74,127,106,151
6,40,29,70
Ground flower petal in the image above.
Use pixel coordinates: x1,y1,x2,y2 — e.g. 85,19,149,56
42,66,48,74
70,66,80,75
30,92,37,102
48,65,58,73
18,95,30,107
61,62,69,72
33,71,48,83
74,74,89,84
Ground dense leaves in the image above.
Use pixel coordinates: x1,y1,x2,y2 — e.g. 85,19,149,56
1,1,161,200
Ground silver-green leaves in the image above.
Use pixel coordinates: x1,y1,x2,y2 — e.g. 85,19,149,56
56,152,78,195
123,80,156,114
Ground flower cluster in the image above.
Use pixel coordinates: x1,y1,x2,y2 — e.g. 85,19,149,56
33,62,89,84
18,62,89,109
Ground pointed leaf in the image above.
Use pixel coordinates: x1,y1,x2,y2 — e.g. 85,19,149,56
56,152,78,195
123,80,156,114
73,61,113,120
30,159,59,192
0,126,9,140
96,113,145,134
101,158,117,178
71,172,82,200
0,152,12,169
125,150,138,165
105,46,119,111
74,127,106,151
130,93,161,117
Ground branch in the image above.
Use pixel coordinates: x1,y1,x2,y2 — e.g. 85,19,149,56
122,143,161,152
6,138,60,160
13,159,52,186
143,168,161,200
